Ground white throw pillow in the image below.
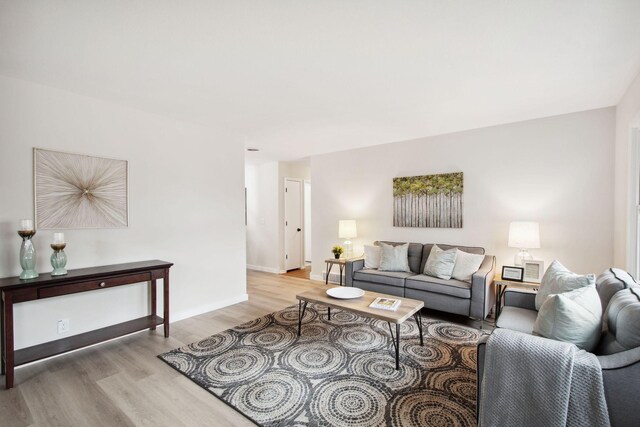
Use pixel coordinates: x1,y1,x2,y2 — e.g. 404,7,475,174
535,260,596,310
423,245,458,280
378,243,411,272
533,286,602,351
451,249,485,282
364,245,381,269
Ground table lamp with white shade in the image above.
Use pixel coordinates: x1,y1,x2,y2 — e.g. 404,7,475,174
508,221,540,266
338,220,357,259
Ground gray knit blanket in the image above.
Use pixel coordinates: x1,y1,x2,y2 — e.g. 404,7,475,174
479,329,610,427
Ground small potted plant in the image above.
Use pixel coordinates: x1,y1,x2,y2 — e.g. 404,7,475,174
332,245,344,259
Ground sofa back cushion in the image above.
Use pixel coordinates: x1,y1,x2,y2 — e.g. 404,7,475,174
376,241,423,274
598,287,640,355
420,244,485,273
596,268,639,312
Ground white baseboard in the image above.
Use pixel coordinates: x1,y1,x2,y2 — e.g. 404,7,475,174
311,271,343,285
246,264,281,274
172,293,249,322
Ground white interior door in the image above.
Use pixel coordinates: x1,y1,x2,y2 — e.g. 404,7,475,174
285,179,303,270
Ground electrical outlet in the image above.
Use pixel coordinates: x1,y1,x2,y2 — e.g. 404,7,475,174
57,319,70,334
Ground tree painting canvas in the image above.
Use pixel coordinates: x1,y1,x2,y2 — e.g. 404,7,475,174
393,172,463,228
34,148,128,229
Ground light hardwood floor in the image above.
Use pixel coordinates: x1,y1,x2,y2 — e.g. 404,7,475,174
0,270,485,427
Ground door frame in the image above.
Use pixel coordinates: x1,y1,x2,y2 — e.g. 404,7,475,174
284,177,305,270
628,125,640,277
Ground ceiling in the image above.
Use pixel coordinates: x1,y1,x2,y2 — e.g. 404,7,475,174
1,1,639,163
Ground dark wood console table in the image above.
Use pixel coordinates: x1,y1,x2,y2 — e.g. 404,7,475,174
1,259,172,389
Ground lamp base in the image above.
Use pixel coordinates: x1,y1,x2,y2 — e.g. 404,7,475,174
343,240,353,259
514,249,533,266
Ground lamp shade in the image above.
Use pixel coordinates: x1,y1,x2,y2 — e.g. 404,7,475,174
338,220,357,239
508,221,540,249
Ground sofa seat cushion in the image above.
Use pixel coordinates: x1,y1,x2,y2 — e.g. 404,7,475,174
353,269,415,288
496,306,537,334
405,274,471,298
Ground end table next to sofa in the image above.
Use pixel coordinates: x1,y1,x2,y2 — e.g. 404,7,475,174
325,257,364,286
494,274,539,320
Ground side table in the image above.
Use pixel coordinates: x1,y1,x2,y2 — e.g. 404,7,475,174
324,258,347,286
494,274,539,320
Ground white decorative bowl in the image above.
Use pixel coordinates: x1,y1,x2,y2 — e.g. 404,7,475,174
326,287,365,299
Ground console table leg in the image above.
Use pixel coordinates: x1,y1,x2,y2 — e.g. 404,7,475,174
4,292,14,389
163,269,170,338
150,279,157,331
1,292,4,375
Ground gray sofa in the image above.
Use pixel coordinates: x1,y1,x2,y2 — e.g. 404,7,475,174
477,268,640,426
345,242,496,320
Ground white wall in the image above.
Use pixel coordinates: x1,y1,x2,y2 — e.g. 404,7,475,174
311,108,615,280
0,76,247,349
245,160,310,272
613,70,640,270
245,162,280,273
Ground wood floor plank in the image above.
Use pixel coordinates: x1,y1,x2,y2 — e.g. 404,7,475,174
0,270,485,426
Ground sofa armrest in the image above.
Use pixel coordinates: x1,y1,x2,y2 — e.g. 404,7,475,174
597,347,640,426
345,259,365,287
470,256,496,319
504,289,537,311
476,334,489,423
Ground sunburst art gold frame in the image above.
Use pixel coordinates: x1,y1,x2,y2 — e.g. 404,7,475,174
34,148,128,229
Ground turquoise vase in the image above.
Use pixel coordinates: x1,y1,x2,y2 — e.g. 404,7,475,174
18,231,39,280
50,244,68,276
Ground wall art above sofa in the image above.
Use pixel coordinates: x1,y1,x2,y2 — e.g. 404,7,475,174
393,172,463,228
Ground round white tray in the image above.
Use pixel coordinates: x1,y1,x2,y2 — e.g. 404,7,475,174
326,287,365,299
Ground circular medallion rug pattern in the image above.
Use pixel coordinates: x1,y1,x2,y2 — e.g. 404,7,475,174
158,303,481,427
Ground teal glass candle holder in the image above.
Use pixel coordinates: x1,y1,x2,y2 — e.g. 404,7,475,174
18,230,39,280
50,243,68,276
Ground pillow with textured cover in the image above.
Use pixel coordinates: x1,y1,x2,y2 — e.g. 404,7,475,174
451,249,485,282
424,244,458,280
378,242,411,272
535,260,596,310
364,245,381,269
533,286,602,351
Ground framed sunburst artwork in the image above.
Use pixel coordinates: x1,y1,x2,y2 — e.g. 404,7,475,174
34,148,128,229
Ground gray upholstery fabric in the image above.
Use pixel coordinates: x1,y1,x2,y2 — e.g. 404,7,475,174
601,288,640,353
405,274,471,298
345,258,364,287
405,288,471,316
349,242,494,320
503,288,537,310
599,346,640,427
420,243,485,272
496,306,537,334
376,241,423,273
352,280,404,297
596,268,639,312
596,331,627,356
353,269,415,288
470,256,495,319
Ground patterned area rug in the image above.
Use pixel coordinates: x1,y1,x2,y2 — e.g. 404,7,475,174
158,303,481,426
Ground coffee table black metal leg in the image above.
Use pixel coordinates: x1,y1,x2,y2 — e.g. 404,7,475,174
395,323,400,369
328,306,331,320
387,322,401,370
413,310,424,346
298,300,308,336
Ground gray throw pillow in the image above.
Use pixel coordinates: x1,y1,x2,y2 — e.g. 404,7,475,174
378,243,411,272
600,288,640,354
423,244,458,280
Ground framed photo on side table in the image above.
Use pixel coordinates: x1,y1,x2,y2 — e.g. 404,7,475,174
501,266,524,282
523,260,544,283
